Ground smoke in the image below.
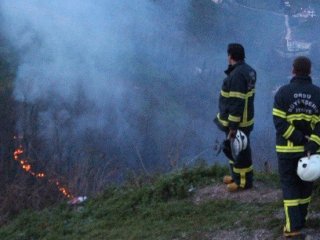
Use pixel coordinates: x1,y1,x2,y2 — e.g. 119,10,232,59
2,1,145,101
1,0,212,183
2,0,318,189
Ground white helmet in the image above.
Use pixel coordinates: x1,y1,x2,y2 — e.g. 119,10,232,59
231,130,248,159
297,154,320,182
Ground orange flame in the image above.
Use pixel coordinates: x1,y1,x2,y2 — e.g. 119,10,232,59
13,139,73,199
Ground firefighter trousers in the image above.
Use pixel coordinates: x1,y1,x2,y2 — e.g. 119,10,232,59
278,156,313,232
223,137,253,189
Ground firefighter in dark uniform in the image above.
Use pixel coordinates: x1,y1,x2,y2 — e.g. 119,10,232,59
214,43,256,192
273,56,320,239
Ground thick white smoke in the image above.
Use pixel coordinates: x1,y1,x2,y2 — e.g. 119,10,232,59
1,1,146,103
0,1,197,180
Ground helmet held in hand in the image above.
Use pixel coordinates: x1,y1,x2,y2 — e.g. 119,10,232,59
297,154,320,182
231,130,248,159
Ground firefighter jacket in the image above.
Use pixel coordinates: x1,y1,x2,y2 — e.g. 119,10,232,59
273,76,320,158
215,61,256,134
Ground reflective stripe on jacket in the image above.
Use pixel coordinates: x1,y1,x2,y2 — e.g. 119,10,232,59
273,76,320,158
216,61,256,133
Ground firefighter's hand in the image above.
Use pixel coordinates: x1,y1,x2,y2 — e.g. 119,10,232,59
304,141,318,155
228,129,237,139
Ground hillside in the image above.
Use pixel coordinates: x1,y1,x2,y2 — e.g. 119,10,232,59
0,164,320,240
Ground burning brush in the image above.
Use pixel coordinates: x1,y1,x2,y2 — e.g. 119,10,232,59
13,136,87,205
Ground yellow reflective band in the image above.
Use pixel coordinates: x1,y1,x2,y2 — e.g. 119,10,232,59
220,90,229,98
239,119,254,127
283,125,295,139
287,114,311,122
233,165,253,174
243,98,248,122
217,113,229,127
283,199,299,232
228,114,241,122
286,114,320,123
229,160,234,165
240,172,246,188
217,115,254,128
272,108,286,118
229,92,246,99
284,199,300,206
230,90,255,99
310,134,320,146
276,145,304,153
220,89,255,99
284,205,291,232
283,198,311,232
313,115,320,123
299,196,311,205
233,166,253,188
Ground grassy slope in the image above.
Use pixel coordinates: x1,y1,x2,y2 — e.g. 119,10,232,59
0,165,320,240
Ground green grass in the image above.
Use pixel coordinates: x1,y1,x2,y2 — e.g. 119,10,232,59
0,199,282,240
0,164,319,240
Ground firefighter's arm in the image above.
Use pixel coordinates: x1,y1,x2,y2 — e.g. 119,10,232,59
305,121,320,154
272,91,306,144
227,74,246,130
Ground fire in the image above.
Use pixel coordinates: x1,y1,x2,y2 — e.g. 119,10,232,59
36,173,45,178
13,139,73,199
14,147,35,175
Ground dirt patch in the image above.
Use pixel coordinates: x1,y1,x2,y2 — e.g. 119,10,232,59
209,229,276,240
191,181,320,239
207,228,319,240
192,181,282,205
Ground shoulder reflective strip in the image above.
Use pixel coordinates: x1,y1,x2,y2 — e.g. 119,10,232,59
272,108,286,118
283,125,295,139
228,114,241,122
310,134,320,145
233,165,253,174
276,146,304,152
299,196,311,204
220,89,255,99
229,160,234,164
284,199,299,206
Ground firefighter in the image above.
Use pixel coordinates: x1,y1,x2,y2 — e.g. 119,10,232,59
214,43,256,192
273,56,320,239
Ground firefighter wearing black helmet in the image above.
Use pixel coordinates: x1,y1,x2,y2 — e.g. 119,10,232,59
214,43,256,192
273,56,320,238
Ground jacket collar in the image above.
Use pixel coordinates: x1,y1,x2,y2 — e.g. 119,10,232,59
290,75,312,84
224,61,244,75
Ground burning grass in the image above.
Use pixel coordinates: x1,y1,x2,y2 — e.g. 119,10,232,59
13,137,74,199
